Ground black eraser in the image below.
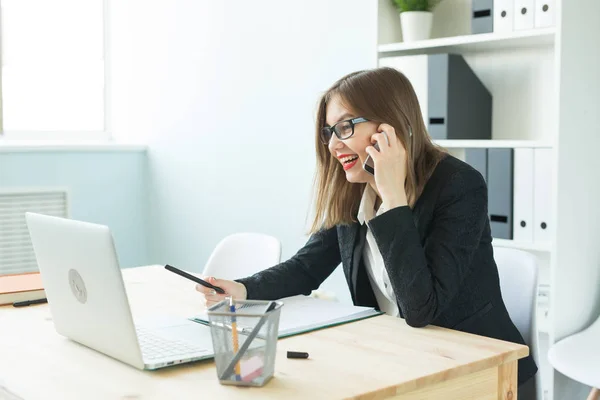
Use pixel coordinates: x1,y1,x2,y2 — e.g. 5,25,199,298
287,351,309,359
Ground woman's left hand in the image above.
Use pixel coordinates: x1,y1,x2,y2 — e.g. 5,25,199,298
365,123,408,210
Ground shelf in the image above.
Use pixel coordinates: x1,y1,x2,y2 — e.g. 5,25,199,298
492,238,552,252
378,28,555,57
434,139,554,149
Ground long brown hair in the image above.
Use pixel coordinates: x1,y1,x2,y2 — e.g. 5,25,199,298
310,67,446,233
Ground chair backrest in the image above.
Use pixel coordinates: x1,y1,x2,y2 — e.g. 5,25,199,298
201,232,282,281
493,246,539,346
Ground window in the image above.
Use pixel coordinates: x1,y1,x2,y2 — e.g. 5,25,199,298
0,0,107,140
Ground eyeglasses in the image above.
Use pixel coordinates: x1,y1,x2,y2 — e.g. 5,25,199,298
320,117,369,144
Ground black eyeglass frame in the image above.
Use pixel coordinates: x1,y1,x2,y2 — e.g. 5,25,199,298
320,117,369,144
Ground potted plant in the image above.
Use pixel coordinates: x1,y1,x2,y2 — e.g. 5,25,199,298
392,0,442,42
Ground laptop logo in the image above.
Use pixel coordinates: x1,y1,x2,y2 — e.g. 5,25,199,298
68,269,87,304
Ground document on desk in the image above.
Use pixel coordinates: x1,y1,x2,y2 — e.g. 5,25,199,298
192,295,383,338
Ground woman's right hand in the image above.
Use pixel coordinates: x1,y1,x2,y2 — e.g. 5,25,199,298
196,277,247,308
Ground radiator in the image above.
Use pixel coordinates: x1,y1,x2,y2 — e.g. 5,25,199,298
0,188,69,275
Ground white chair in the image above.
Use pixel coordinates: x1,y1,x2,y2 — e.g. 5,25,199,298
548,315,600,400
201,232,282,281
493,246,540,399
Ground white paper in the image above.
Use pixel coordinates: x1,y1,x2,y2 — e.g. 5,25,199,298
194,295,381,338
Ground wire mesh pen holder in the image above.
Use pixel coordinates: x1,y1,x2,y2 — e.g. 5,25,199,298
207,299,283,386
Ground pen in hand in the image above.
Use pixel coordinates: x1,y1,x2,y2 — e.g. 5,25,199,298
164,264,225,294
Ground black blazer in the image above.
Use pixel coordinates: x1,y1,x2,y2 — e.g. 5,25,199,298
237,155,537,385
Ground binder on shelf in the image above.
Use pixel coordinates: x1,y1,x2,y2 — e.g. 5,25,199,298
514,0,535,30
379,54,492,141
533,148,553,243
428,54,492,140
472,0,494,34
488,148,514,240
534,0,555,28
493,0,514,33
513,148,534,242
465,148,488,184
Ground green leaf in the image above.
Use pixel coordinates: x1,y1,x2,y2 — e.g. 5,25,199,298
391,0,442,12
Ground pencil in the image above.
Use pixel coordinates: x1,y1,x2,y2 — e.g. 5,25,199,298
229,297,241,381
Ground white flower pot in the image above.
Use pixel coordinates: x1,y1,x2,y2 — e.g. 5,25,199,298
400,11,433,42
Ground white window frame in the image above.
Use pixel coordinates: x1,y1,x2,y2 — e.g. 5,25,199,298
0,0,111,142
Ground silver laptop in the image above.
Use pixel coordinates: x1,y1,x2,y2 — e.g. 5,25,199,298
25,212,214,370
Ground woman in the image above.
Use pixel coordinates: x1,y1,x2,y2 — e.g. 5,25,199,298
196,67,537,387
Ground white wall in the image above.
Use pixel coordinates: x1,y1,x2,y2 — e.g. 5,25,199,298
0,150,149,269
110,0,378,303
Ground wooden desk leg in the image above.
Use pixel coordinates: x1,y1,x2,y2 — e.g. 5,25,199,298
497,361,518,400
587,388,600,400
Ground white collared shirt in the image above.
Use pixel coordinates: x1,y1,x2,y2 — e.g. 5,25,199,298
357,185,400,317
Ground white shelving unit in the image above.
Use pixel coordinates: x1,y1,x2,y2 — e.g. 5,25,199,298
434,139,554,149
377,1,600,399
492,238,552,253
378,27,556,56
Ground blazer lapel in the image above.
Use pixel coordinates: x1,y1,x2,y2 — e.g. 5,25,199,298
337,222,367,303
351,224,368,299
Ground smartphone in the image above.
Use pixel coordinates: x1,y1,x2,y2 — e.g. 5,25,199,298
362,142,380,175
164,264,226,294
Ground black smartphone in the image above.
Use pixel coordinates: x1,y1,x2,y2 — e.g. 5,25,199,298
362,142,380,175
164,264,226,294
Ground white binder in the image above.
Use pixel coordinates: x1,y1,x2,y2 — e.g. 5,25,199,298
514,0,535,30
493,0,514,33
378,55,429,126
533,148,553,243
513,148,534,242
534,0,555,28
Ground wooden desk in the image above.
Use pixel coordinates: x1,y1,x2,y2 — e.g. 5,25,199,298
0,266,528,399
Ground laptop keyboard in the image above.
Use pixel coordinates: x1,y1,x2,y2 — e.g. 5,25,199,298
136,326,208,361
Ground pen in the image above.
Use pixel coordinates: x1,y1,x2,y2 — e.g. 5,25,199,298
13,298,48,307
229,297,241,381
164,264,225,294
287,351,309,359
